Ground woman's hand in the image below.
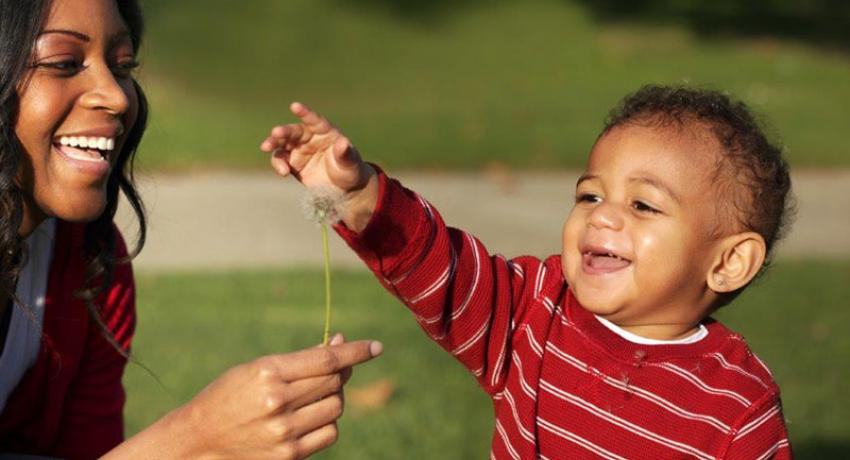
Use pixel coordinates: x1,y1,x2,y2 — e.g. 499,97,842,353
259,103,379,232
105,334,382,459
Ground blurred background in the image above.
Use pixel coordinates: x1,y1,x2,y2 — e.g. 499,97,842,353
122,1,850,458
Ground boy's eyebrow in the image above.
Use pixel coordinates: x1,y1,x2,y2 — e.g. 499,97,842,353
576,173,597,187
629,175,681,204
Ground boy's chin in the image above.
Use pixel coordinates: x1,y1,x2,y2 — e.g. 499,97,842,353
570,286,628,318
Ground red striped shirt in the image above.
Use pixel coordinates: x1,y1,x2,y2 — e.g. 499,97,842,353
338,173,792,459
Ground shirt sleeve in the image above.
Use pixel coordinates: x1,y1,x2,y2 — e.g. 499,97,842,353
336,170,543,395
51,230,137,460
723,393,793,460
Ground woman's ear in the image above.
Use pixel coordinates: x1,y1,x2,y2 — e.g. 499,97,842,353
707,232,766,293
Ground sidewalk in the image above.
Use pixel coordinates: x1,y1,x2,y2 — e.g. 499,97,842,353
115,170,850,272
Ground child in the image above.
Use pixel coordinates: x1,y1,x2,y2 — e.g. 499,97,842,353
260,85,793,459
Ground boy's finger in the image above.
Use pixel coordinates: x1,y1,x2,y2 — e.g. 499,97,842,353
291,102,332,134
260,138,277,152
270,156,291,177
270,124,307,144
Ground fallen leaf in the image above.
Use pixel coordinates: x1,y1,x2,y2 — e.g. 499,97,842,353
348,378,395,411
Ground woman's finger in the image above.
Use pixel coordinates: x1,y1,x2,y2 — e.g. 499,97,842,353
340,364,353,385
272,340,382,381
288,423,340,460
323,334,352,385
286,393,344,439
280,373,343,411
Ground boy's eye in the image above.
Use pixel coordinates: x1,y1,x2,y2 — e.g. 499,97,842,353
575,193,601,204
632,200,660,214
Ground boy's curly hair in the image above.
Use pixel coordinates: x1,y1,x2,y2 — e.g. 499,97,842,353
602,85,794,303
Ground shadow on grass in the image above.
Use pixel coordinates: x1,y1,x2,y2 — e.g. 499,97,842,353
576,0,850,51
795,438,850,460
333,0,500,26
334,0,850,50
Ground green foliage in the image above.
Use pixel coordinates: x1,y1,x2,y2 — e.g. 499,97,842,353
124,260,850,459
134,0,850,171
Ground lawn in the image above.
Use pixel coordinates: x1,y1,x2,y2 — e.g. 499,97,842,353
124,260,850,459
132,0,850,171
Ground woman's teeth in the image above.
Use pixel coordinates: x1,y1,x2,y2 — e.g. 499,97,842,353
59,136,115,151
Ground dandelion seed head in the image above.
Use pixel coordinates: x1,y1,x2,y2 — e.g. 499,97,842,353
302,188,345,225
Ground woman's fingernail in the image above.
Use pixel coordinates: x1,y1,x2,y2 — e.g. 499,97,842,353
330,333,344,345
369,341,384,357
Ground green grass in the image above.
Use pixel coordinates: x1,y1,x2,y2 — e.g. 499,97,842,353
124,260,850,459
131,0,850,171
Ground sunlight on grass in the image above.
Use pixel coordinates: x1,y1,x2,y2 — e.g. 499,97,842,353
134,0,850,171
124,260,849,459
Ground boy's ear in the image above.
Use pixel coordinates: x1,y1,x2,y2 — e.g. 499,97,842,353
707,232,766,293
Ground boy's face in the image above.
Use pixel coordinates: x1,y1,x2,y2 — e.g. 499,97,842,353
562,123,723,328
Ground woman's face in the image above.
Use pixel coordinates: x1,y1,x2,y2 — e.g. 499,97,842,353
15,0,138,235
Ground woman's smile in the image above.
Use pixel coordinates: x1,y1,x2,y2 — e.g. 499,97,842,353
14,0,139,232
52,125,124,176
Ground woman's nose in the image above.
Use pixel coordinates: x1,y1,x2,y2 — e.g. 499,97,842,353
78,65,130,115
587,201,625,231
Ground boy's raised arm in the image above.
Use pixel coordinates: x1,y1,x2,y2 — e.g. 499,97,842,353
260,104,551,395
259,102,379,233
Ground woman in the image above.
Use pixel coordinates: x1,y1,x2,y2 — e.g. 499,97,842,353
0,0,381,458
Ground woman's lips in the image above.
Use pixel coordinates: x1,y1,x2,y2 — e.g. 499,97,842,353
53,143,111,176
581,251,632,275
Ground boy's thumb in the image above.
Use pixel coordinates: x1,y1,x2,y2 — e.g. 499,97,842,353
333,137,360,167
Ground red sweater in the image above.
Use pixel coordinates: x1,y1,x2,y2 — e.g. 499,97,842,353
0,222,135,459
338,173,793,459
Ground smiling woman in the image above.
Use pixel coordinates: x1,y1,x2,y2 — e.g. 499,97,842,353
16,20,140,230
0,0,381,459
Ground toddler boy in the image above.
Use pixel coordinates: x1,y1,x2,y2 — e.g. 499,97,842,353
260,85,793,459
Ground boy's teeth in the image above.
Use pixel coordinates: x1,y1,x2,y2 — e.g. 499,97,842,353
586,250,625,261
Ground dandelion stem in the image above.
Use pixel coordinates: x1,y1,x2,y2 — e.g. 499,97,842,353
321,223,332,345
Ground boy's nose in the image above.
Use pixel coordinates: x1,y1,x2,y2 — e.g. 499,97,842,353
587,202,625,231
78,65,131,115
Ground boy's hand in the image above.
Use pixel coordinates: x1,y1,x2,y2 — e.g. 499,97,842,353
260,102,378,232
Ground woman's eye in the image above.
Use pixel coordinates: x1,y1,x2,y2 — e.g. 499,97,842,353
37,59,83,75
632,200,660,214
576,193,601,204
111,60,139,78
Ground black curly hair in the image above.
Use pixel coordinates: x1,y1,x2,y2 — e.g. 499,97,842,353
602,85,794,303
0,0,147,352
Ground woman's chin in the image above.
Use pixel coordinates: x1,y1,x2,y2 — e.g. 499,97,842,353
52,198,108,223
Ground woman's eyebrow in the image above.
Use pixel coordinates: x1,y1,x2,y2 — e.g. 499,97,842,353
39,29,90,41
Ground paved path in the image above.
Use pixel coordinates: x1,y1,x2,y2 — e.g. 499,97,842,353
115,170,850,272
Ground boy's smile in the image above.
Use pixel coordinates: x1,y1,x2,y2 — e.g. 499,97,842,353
562,122,725,339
